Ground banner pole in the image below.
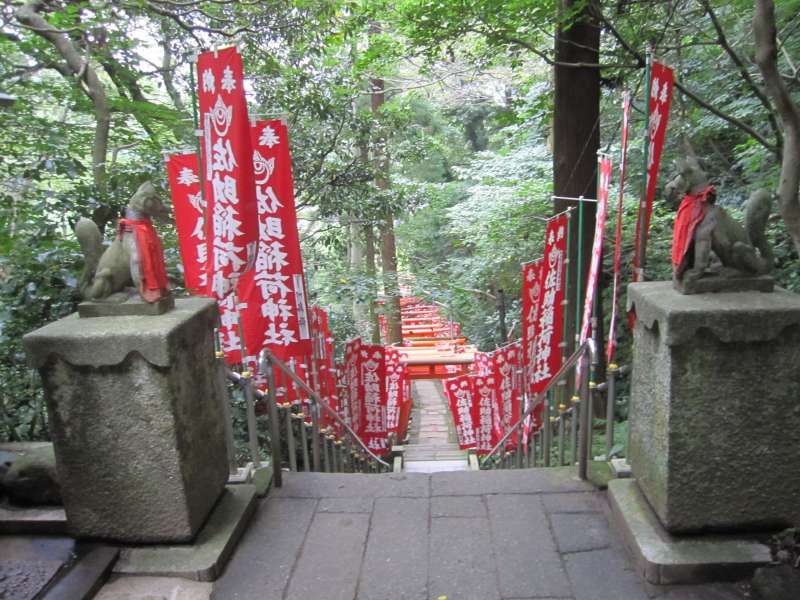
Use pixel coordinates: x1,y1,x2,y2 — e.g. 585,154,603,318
634,49,653,281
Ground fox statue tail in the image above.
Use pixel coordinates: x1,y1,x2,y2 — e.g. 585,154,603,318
74,217,104,299
745,189,774,272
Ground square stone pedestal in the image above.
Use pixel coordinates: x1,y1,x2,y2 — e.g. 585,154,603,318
23,298,228,543
627,282,800,534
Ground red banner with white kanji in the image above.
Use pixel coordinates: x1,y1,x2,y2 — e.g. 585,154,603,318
359,344,388,455
237,120,311,363
385,347,407,436
579,156,612,343
532,213,569,394
445,375,477,450
166,153,207,295
473,375,496,455
345,338,362,435
521,258,543,398
493,343,521,448
196,46,258,299
607,92,631,363
632,62,674,282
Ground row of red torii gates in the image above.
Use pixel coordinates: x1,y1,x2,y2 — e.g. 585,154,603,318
389,297,475,380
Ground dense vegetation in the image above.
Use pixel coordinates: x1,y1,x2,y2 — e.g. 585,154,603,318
2,0,799,441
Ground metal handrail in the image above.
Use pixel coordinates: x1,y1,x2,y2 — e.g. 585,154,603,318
256,348,391,469
480,340,595,467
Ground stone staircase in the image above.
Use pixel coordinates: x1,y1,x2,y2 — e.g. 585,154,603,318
403,380,469,473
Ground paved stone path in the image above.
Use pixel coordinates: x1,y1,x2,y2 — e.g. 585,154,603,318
404,380,468,473
213,469,748,600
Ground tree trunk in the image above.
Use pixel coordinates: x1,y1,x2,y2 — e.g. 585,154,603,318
754,0,800,256
16,0,112,231
370,23,403,345
350,217,368,332
365,225,382,344
553,0,601,360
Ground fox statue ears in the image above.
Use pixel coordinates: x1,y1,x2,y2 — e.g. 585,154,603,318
129,181,170,220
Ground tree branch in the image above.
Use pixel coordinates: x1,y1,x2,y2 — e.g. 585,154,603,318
700,0,782,148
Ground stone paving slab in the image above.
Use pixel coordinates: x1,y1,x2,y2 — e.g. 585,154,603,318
487,494,572,599
431,466,592,496
96,575,213,599
550,512,611,553
284,512,369,600
212,497,316,600
431,495,486,518
271,472,429,498
357,498,428,600
212,471,749,600
429,516,500,600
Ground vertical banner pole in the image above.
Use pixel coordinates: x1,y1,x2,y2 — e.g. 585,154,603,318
262,352,283,487
634,50,653,280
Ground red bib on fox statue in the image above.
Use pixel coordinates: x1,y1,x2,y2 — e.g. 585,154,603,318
671,185,716,279
118,218,170,303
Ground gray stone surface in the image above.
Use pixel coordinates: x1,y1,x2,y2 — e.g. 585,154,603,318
213,471,746,600
272,472,429,499
429,516,500,600
318,497,374,513
674,274,774,295
550,512,611,553
96,576,213,600
430,495,485,518
114,485,256,582
541,491,604,514
628,281,800,533
487,494,572,598
212,497,317,599
44,545,119,600
78,294,175,318
431,466,591,496
608,479,770,585
564,547,649,600
284,512,369,600
358,498,428,600
23,298,228,542
0,535,74,600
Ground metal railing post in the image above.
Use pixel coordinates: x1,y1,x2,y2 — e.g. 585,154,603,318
606,363,618,458
215,352,239,475
543,392,552,467
285,404,297,472
240,370,261,468
578,351,591,480
263,353,283,487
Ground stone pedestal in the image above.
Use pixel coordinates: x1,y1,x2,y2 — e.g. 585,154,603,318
23,298,228,543
627,282,800,534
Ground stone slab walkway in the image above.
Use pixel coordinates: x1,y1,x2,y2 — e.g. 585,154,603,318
212,469,749,600
404,380,468,473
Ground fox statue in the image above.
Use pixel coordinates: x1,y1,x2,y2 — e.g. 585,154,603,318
75,181,171,303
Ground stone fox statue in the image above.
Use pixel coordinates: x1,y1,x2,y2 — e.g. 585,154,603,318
75,182,171,303
664,157,773,287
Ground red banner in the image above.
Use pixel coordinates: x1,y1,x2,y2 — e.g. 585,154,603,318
607,92,631,363
521,259,543,398
493,343,521,448
237,120,311,363
166,153,207,295
579,156,612,343
473,375,496,455
632,62,674,282
196,46,258,299
532,213,568,394
385,347,407,436
445,375,477,450
359,344,388,454
472,351,491,376
335,360,350,433
345,338,362,435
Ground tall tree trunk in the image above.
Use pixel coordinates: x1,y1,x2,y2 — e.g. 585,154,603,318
370,23,403,345
350,217,367,332
754,0,800,256
365,225,382,344
553,0,601,360
16,0,112,231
